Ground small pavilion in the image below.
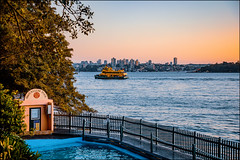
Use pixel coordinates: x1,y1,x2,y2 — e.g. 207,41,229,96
20,89,54,135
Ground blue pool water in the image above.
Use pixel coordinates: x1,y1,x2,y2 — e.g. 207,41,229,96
26,137,147,159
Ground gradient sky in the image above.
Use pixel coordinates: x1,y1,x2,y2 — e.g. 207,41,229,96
65,1,239,64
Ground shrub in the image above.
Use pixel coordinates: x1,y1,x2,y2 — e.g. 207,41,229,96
0,133,40,160
0,84,40,159
0,84,26,137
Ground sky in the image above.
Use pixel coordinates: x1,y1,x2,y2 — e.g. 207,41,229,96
65,1,239,64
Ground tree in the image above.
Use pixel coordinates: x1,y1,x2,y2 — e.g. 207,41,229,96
198,62,240,73
0,84,40,159
0,84,41,159
0,0,96,113
0,134,41,160
0,84,25,137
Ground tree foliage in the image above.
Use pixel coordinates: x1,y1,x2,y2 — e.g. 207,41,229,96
0,133,41,160
0,84,25,137
198,62,240,73
0,84,40,159
0,0,96,113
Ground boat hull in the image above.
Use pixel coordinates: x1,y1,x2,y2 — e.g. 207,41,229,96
95,75,128,79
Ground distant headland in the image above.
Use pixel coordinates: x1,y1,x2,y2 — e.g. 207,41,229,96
195,62,239,73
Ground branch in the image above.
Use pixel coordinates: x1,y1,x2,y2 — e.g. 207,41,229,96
6,1,41,42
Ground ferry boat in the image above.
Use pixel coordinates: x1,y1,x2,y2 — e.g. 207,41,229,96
95,66,128,79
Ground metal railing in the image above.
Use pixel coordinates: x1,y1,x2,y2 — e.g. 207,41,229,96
54,113,239,160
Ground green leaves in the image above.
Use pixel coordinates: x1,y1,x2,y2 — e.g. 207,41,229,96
0,84,39,159
0,0,96,114
0,133,41,160
0,84,25,137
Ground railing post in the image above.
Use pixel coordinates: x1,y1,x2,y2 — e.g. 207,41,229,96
89,113,92,134
192,144,196,160
238,143,240,160
82,119,85,140
140,119,142,140
194,131,196,145
218,137,221,159
107,115,110,138
120,124,123,142
122,116,125,127
150,132,153,153
69,113,71,133
155,123,158,145
172,127,175,150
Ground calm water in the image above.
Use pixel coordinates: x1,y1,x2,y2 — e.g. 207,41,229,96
75,72,239,141
26,138,146,159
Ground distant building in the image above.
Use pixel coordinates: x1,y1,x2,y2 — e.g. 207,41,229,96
118,59,124,67
148,60,152,65
135,59,139,66
111,57,116,68
80,61,88,68
97,59,102,65
148,64,155,70
104,60,107,65
123,59,127,65
130,59,134,65
126,59,129,65
174,57,177,65
130,59,135,70
117,60,121,65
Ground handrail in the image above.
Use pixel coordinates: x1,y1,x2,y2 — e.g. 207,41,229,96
54,114,239,160
196,148,222,160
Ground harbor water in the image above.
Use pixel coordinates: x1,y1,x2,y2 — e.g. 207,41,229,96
74,72,239,141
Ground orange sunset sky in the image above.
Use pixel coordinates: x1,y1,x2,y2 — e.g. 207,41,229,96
65,1,239,64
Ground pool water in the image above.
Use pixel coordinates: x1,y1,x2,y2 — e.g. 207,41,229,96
26,137,147,159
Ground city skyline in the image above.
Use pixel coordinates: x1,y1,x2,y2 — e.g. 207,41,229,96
76,57,177,65
66,1,239,64
74,57,233,65
74,56,239,73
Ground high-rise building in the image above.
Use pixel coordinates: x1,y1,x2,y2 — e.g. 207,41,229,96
126,59,129,65
118,59,124,67
135,59,139,66
148,60,152,65
129,59,135,71
97,59,102,65
130,59,135,68
173,57,177,65
111,57,116,68
130,59,134,65
104,60,107,65
117,60,121,65
80,61,88,68
123,59,127,65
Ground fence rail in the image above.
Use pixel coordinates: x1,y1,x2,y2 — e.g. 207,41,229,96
54,113,239,160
